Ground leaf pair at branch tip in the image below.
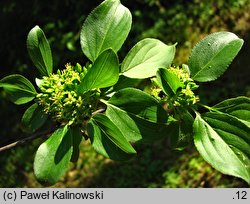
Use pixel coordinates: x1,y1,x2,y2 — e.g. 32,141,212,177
80,0,177,81
0,25,53,104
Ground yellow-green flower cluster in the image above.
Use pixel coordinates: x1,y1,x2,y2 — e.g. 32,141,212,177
169,66,199,107
36,63,99,126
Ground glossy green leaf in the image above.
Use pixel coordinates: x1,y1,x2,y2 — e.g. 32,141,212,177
104,75,141,95
22,103,48,133
105,88,169,143
87,114,136,161
156,68,183,96
78,49,119,93
27,25,53,76
34,125,73,185
189,32,243,82
194,113,250,184
213,96,250,127
121,38,176,78
106,105,169,143
80,0,132,62
70,127,82,163
0,74,37,104
106,105,141,142
108,88,168,122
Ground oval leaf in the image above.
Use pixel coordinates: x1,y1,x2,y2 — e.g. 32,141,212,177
22,103,48,133
194,113,250,184
27,25,53,76
105,88,169,143
213,96,250,127
34,125,73,185
156,68,183,96
189,32,244,82
87,114,136,161
108,88,168,122
104,75,141,95
106,105,169,143
121,38,176,78
0,74,36,104
80,0,132,62
78,49,119,93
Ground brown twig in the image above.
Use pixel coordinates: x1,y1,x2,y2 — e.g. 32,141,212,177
0,108,106,153
0,129,54,153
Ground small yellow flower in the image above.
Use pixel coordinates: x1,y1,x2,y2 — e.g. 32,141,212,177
36,63,99,126
167,66,199,108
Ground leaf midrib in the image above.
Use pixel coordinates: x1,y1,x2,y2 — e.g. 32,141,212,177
196,116,250,182
87,52,110,90
192,40,237,79
96,2,120,61
106,102,167,125
93,119,134,154
0,83,36,95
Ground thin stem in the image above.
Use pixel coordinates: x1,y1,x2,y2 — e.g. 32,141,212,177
197,103,213,111
100,98,108,105
92,108,105,116
0,128,55,153
197,103,222,113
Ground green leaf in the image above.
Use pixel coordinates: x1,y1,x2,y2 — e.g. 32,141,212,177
27,25,53,76
80,0,132,62
87,114,136,161
106,105,168,143
121,38,176,78
104,75,141,95
105,88,169,143
78,49,119,93
194,113,250,184
70,127,82,163
156,68,183,96
34,125,73,185
22,103,48,133
108,88,168,122
189,32,243,82
168,111,194,149
0,74,37,104
213,96,250,127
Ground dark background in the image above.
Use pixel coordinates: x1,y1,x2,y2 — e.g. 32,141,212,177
0,0,249,187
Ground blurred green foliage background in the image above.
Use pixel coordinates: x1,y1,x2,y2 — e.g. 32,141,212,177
0,0,250,187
